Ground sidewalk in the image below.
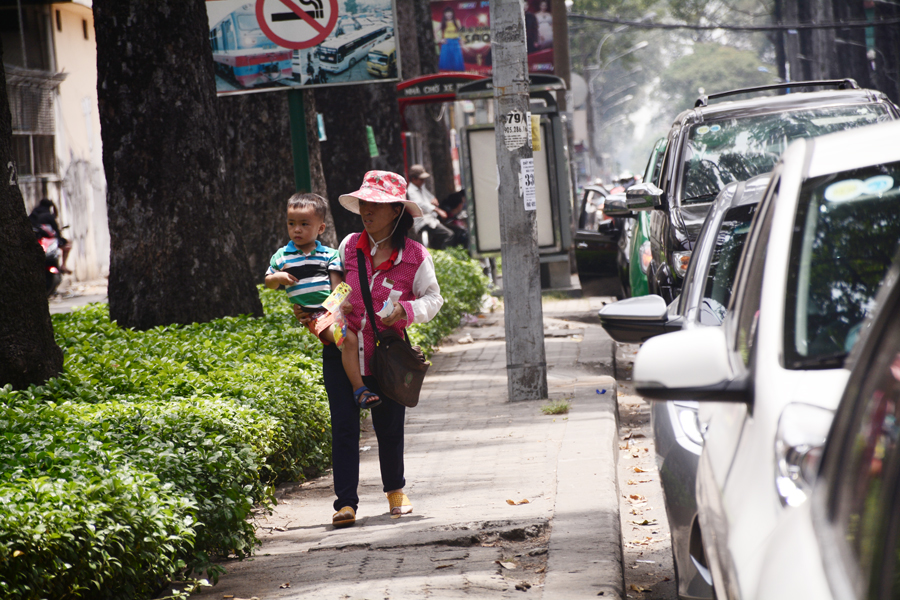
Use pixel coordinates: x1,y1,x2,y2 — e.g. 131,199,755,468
192,295,624,600
48,277,108,314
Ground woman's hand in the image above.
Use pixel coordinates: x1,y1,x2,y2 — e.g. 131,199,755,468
381,302,408,326
292,304,312,324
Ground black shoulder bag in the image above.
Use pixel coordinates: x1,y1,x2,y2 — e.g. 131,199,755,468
356,248,430,408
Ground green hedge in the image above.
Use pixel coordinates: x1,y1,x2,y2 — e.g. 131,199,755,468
0,248,489,600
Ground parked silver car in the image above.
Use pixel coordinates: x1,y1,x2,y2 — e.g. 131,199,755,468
600,173,771,599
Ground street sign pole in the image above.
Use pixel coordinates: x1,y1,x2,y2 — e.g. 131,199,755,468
490,0,548,402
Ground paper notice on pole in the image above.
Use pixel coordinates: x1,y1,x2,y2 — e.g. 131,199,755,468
503,110,528,150
521,158,536,211
526,111,533,149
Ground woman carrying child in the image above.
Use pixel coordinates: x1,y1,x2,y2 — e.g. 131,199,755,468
323,171,443,528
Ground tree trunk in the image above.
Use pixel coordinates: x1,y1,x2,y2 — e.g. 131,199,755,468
94,0,262,329
875,2,900,104
315,84,371,241
0,50,64,388
301,90,335,248
219,92,294,278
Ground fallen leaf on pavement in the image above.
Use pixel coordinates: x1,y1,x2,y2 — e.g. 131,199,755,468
633,466,649,473
506,498,529,505
628,494,646,502
630,519,657,526
279,582,291,589
515,582,532,591
435,564,454,569
630,583,650,592
497,561,517,570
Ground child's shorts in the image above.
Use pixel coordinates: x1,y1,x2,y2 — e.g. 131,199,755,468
304,309,337,344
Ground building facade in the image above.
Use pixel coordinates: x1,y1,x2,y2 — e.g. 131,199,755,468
3,0,108,281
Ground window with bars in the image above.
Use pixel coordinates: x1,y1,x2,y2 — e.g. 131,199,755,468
6,74,59,177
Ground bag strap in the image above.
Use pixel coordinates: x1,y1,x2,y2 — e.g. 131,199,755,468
356,247,410,345
357,248,384,345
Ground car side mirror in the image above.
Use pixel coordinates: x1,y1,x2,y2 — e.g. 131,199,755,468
626,182,664,211
634,327,750,402
603,195,634,218
598,295,681,343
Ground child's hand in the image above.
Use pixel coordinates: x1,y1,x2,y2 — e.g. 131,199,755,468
340,301,354,316
274,271,298,286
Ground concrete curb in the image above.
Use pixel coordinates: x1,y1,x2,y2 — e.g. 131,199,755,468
543,378,623,599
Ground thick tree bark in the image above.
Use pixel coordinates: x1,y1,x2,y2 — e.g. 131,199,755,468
94,0,262,329
0,49,64,388
874,2,900,104
315,84,371,241
218,90,333,278
302,90,336,248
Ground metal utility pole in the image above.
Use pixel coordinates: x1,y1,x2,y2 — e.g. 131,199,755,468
490,0,548,402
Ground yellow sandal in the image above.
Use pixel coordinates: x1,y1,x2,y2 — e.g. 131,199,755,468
332,506,356,528
387,492,412,518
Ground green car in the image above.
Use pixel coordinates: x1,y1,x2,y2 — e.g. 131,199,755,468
624,138,667,297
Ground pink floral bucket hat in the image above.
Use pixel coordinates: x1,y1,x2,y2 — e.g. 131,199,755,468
339,170,423,218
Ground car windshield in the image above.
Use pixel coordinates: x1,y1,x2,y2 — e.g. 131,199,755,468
699,204,757,326
680,104,891,205
784,161,900,369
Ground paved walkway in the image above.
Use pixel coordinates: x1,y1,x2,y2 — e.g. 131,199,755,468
191,296,624,600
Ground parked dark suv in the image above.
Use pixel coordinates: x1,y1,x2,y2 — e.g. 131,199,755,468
626,79,899,303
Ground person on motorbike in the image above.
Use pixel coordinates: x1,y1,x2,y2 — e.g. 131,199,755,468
29,199,72,274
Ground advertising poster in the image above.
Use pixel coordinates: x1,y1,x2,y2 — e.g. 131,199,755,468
206,0,400,97
430,0,554,76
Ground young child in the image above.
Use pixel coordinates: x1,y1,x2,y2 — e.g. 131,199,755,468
264,193,371,405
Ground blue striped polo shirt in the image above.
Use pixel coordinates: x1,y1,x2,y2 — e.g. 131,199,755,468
267,240,343,309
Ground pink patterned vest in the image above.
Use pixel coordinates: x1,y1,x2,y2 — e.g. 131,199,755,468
343,233,430,376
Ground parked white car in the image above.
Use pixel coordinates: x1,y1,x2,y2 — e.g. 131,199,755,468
633,119,900,599
752,249,900,600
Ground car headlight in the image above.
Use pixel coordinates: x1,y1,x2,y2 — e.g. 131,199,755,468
667,401,703,453
639,241,652,274
675,402,704,446
774,403,834,507
672,251,692,278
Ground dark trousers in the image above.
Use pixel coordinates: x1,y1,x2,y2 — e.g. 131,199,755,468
322,344,406,512
422,222,455,250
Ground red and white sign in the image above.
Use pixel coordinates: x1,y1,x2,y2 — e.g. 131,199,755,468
256,0,338,50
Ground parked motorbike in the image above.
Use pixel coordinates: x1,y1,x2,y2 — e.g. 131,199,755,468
34,223,63,295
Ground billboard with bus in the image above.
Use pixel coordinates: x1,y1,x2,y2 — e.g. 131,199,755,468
430,0,555,76
206,0,400,96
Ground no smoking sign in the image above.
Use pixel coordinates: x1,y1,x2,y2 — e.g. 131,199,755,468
256,0,338,50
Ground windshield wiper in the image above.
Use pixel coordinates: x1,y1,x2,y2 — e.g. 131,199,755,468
787,351,847,370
